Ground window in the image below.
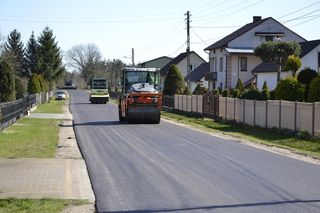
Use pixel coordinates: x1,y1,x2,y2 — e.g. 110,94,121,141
189,64,196,71
213,83,216,89
265,36,273,41
219,57,223,72
240,57,247,71
220,82,223,89
213,57,217,72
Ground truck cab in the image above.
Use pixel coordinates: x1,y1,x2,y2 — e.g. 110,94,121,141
89,78,109,104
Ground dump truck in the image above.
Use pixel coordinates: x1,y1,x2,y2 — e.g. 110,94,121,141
118,68,162,124
89,78,109,104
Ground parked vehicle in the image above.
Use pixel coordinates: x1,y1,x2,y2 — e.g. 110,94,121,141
55,90,66,100
118,67,162,124
89,78,109,104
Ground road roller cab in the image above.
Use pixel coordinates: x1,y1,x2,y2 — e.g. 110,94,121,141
118,68,162,124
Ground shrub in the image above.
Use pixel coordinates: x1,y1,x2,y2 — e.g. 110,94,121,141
163,65,185,95
222,89,230,97
235,79,244,93
38,75,49,92
270,90,276,100
28,74,41,94
275,77,305,101
284,55,301,76
183,86,192,95
230,88,241,98
212,89,220,96
261,81,270,100
242,88,261,100
193,84,207,95
297,68,318,101
15,76,27,99
308,76,320,102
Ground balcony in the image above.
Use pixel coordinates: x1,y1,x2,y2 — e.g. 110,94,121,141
204,72,217,81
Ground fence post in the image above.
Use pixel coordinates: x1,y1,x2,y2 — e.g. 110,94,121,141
243,99,245,123
254,99,256,127
196,95,198,113
265,100,268,128
294,101,297,132
279,100,282,129
312,102,315,136
202,95,205,119
225,97,227,120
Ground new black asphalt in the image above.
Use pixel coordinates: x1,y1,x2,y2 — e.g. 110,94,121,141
69,90,320,213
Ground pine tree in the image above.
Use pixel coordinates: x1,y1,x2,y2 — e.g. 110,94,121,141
4,29,27,78
37,26,65,86
25,31,38,75
235,78,244,93
163,65,185,95
0,59,15,102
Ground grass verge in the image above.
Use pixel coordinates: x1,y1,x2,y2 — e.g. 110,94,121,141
0,198,90,213
34,99,65,114
162,110,320,158
0,118,60,158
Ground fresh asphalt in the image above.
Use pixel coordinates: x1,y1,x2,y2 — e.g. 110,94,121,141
69,90,320,213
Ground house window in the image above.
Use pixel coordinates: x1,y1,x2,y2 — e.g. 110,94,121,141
240,57,247,71
265,36,273,41
219,57,223,72
213,83,216,89
190,64,196,71
213,57,217,72
220,82,223,90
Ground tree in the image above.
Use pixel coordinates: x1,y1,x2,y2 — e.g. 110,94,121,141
0,59,15,102
275,77,305,101
65,43,102,86
0,31,5,54
25,31,38,75
193,84,207,95
163,65,185,95
105,59,126,91
15,76,27,99
4,29,27,78
308,76,320,102
284,55,301,76
254,41,301,82
297,68,318,101
37,26,65,86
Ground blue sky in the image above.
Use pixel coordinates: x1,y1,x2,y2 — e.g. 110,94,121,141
1,0,320,69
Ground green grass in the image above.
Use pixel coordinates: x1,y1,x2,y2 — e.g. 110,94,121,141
0,198,90,213
162,111,320,158
34,99,65,114
0,118,60,158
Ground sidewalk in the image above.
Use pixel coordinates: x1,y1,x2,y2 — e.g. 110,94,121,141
0,97,95,212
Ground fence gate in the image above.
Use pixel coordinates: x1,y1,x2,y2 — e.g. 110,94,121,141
202,92,219,119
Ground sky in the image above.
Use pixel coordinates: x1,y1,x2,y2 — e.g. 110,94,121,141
1,0,320,70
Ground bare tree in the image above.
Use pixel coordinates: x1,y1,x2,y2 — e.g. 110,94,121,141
65,43,102,86
0,31,6,55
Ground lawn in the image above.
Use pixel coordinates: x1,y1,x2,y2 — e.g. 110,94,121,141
0,198,89,213
162,111,320,158
34,99,65,114
0,118,60,158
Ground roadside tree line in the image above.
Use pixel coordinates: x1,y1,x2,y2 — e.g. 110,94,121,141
0,27,65,103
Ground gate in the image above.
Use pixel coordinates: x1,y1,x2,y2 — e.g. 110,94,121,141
202,92,219,119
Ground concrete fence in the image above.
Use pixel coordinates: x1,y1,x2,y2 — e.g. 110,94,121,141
174,95,203,114
219,97,320,136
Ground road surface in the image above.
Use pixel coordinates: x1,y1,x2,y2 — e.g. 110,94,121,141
70,90,320,213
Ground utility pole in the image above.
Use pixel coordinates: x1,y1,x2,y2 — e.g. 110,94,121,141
132,48,135,67
185,11,191,88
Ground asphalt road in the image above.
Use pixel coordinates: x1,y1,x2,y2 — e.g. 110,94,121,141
70,90,320,213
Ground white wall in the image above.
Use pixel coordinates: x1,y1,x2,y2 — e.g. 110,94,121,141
229,18,306,48
209,49,227,89
300,44,320,72
177,52,206,77
256,72,292,90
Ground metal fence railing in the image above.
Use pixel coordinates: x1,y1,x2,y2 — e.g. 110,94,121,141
0,93,46,131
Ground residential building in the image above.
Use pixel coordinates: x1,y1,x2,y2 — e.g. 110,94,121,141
159,51,206,90
138,56,172,69
184,62,212,92
204,16,306,90
253,39,320,90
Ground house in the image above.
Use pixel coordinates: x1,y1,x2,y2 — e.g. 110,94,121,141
253,39,320,90
159,51,206,90
184,62,211,92
138,56,172,69
204,16,306,90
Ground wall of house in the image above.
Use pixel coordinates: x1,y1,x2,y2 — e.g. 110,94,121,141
256,72,292,90
300,45,320,72
209,49,227,89
229,18,306,49
230,55,261,88
177,52,206,78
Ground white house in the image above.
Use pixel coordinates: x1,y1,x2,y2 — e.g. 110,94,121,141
204,16,306,90
253,39,320,90
159,51,206,90
184,62,211,92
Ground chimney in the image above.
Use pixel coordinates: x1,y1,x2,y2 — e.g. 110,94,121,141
253,16,262,23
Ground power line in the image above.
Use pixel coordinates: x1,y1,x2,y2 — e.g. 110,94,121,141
277,0,320,19
190,27,208,45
